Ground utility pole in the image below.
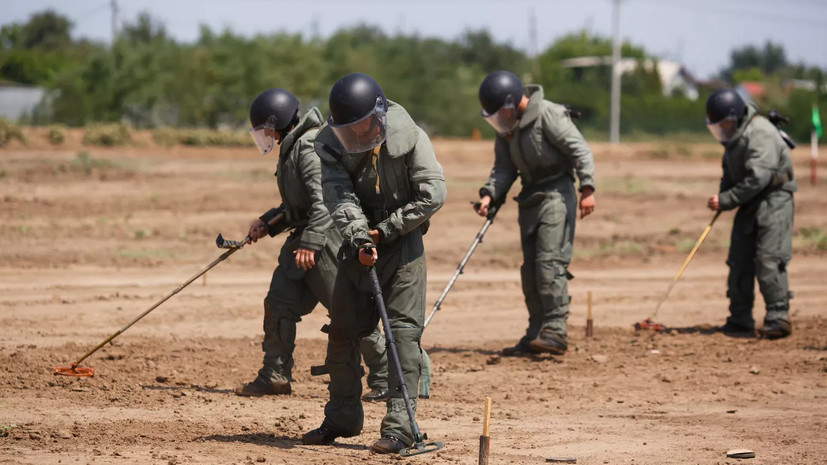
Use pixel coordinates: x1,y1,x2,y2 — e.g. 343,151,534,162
529,7,540,82
110,0,119,44
609,0,622,144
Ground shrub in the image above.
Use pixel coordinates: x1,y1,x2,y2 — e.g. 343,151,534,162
152,127,178,147
0,118,27,146
47,125,65,145
82,123,131,146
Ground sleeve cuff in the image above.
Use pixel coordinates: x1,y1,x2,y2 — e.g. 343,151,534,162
718,191,736,210
479,187,495,200
578,180,595,193
375,220,398,243
299,230,326,251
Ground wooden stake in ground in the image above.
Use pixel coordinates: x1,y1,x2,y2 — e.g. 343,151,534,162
585,291,594,338
479,397,492,465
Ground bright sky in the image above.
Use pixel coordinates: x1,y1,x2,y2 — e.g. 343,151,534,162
4,0,826,79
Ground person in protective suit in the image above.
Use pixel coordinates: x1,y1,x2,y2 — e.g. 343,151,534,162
235,88,390,400
704,88,796,339
301,73,446,454
474,70,596,356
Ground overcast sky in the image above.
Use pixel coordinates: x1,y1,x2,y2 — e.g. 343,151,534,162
4,0,826,79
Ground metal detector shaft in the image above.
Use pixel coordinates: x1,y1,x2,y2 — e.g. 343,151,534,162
423,198,504,329
649,210,721,321
70,246,244,367
424,218,493,328
366,266,443,456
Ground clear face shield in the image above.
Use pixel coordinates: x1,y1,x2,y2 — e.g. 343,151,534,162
705,115,738,144
248,116,279,155
329,98,387,154
481,95,519,135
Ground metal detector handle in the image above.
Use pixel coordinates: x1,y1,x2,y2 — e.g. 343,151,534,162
215,211,286,249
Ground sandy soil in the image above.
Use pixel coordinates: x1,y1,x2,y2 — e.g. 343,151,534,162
1,136,826,464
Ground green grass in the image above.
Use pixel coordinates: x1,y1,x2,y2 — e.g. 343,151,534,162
0,424,18,437
796,227,827,251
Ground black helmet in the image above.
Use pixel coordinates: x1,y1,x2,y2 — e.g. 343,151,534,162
479,70,524,116
248,89,300,154
328,73,387,125
705,88,747,143
328,73,388,153
705,88,746,124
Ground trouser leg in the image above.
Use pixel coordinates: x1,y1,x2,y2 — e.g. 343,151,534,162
361,325,388,391
755,195,794,323
379,253,426,445
726,214,757,328
259,266,317,383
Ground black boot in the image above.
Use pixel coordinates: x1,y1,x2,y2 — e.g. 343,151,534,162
719,321,755,338
301,424,342,445
758,319,791,340
361,387,388,402
234,376,291,396
502,341,538,357
529,331,567,355
371,435,408,454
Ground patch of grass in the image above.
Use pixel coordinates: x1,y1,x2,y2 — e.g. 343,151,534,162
70,151,112,175
601,176,651,194
649,147,670,159
675,144,691,157
82,123,131,146
0,118,27,146
152,127,178,147
118,248,177,259
162,128,255,147
47,125,65,145
0,169,6,179
12,224,32,234
668,226,681,235
0,424,18,437
133,229,151,240
796,227,827,251
702,150,722,160
575,239,644,259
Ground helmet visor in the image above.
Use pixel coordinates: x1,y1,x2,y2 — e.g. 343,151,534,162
249,125,276,155
329,98,387,154
705,115,738,143
481,98,519,135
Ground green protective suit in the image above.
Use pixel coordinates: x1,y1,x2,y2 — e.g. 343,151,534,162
480,85,595,344
313,101,446,445
259,107,388,390
717,104,796,329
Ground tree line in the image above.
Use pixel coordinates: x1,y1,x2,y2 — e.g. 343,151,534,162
1,10,823,141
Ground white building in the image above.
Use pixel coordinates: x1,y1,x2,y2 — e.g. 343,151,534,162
559,56,700,100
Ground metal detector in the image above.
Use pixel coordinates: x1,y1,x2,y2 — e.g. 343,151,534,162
364,246,443,457
423,197,505,328
53,212,284,377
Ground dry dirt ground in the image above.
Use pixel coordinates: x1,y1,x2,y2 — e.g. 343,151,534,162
1,135,826,465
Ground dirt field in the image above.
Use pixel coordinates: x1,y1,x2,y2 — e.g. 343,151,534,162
1,135,826,464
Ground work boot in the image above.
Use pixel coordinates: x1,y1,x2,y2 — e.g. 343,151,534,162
371,435,408,454
234,376,291,397
758,319,791,340
529,331,567,355
361,387,389,402
718,321,755,338
301,424,342,445
502,341,538,357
